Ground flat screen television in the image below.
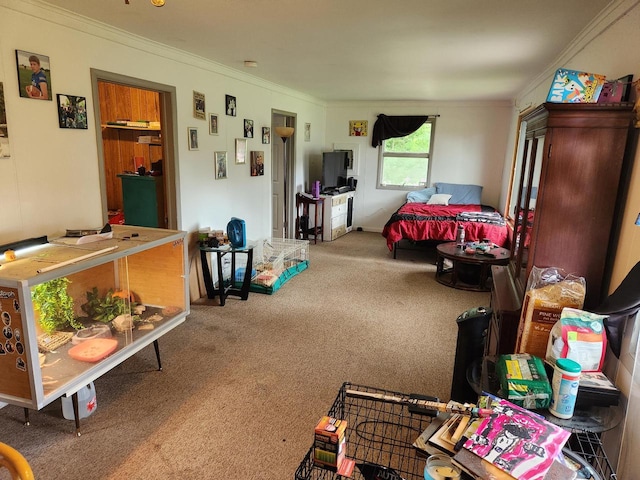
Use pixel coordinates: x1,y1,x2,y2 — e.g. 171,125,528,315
322,151,348,190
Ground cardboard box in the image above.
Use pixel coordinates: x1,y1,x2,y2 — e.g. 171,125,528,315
314,416,347,468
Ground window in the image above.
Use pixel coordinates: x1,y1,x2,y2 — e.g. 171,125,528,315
377,120,435,190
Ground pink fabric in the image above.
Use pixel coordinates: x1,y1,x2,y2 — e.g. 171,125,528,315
382,203,509,251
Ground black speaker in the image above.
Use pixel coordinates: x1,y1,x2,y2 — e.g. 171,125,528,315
450,306,492,403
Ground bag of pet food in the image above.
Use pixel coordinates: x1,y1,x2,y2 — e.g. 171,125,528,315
516,267,586,359
546,307,608,372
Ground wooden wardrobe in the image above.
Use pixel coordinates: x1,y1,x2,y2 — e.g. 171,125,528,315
488,102,636,355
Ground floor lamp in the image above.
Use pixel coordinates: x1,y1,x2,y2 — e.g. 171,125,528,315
275,126,294,238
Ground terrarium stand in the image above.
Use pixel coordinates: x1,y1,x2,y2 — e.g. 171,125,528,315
22,339,163,436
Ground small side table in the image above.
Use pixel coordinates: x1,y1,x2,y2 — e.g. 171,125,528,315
200,243,254,306
436,242,510,292
296,194,324,244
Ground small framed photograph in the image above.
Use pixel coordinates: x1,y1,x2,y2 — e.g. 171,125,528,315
349,120,368,136
235,138,247,164
193,91,205,120
16,49,52,100
57,94,87,129
225,94,236,116
262,127,270,144
215,151,228,179
244,119,254,138
304,123,311,142
250,151,265,177
188,127,199,150
209,113,219,135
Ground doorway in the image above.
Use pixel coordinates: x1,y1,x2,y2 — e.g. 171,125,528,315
271,110,296,239
90,69,179,229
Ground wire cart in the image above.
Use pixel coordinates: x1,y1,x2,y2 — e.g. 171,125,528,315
295,382,436,480
296,382,618,480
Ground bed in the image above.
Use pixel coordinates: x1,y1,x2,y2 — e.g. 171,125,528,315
381,183,510,258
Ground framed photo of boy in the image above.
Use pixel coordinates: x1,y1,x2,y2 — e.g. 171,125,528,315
16,49,52,100
215,151,228,179
57,94,88,129
188,127,199,151
193,91,205,120
225,94,237,116
235,138,247,164
262,127,270,144
209,113,219,135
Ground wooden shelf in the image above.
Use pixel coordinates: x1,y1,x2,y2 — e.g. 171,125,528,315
102,124,161,131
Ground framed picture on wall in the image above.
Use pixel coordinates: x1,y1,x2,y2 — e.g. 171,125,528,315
215,151,227,179
250,151,264,177
15,49,52,100
235,138,247,164
304,123,311,142
349,120,368,136
244,119,254,138
193,91,206,120
225,94,237,116
262,127,270,144
188,127,199,150
209,113,219,135
57,94,87,129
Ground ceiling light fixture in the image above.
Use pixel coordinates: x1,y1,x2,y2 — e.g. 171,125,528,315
150,0,165,6
244,61,258,68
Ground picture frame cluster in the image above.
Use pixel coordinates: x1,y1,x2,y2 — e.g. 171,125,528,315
13,49,88,134
188,91,276,180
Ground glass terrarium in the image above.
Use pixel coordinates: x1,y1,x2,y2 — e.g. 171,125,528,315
0,225,188,410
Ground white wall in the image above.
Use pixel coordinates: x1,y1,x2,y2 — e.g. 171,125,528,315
0,0,326,245
507,1,640,476
324,101,512,233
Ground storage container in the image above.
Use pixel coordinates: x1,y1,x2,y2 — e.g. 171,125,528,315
61,382,97,420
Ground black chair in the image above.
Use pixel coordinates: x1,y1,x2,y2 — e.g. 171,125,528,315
592,261,640,358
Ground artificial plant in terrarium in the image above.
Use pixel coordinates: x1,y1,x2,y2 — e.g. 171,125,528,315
32,277,83,333
81,287,129,323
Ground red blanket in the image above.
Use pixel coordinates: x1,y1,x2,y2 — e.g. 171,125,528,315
381,203,509,251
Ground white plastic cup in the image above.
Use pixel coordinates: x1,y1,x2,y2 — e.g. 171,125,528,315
549,358,581,419
424,454,461,480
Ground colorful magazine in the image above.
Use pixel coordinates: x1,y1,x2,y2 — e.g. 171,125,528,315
463,398,571,480
546,68,606,103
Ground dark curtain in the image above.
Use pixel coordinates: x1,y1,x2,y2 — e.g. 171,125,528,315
371,114,430,147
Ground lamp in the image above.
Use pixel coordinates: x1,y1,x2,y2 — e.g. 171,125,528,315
275,126,295,238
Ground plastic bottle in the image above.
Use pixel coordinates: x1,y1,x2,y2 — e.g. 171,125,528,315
549,358,581,419
61,382,97,420
455,225,465,248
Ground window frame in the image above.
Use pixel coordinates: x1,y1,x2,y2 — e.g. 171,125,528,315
376,119,436,191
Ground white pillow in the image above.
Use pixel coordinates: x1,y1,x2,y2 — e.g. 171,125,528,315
427,193,452,205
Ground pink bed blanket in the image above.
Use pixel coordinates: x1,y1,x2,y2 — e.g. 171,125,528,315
382,203,510,251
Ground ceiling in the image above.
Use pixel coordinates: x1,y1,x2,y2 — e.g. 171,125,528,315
41,0,612,102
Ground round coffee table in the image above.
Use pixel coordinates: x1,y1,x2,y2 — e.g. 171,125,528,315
435,242,510,292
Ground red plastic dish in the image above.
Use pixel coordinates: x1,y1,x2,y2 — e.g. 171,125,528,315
68,338,118,362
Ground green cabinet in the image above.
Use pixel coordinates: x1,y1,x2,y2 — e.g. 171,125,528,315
118,174,165,228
